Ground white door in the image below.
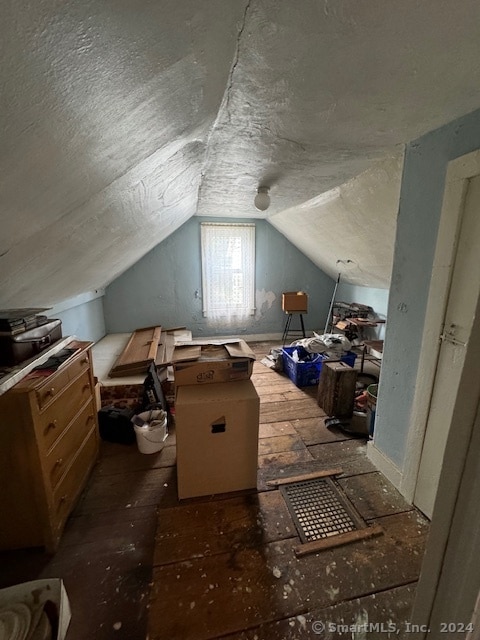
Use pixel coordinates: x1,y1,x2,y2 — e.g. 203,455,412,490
414,174,480,519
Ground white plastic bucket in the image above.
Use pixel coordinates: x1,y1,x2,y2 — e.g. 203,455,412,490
133,410,168,454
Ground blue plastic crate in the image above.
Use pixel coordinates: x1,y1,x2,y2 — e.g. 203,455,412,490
282,346,356,387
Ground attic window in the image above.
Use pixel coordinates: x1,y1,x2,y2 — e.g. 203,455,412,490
200,222,255,319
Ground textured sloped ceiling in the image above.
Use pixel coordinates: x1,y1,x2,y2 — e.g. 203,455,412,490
2,0,480,306
0,0,245,306
268,151,404,289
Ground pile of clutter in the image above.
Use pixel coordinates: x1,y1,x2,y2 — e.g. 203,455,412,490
261,333,351,371
325,381,378,438
290,333,352,358
260,347,285,372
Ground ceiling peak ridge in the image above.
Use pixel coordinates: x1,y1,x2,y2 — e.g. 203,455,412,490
196,0,252,210
223,0,252,124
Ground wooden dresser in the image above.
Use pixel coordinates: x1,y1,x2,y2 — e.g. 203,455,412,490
0,341,99,552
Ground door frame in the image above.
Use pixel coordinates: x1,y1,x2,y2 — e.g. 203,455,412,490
401,148,480,503
401,148,480,633
409,273,480,632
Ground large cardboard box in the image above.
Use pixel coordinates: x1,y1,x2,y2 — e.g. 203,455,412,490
282,291,308,313
175,380,259,499
172,339,255,387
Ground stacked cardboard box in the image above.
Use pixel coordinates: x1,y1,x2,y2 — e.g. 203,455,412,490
281,291,308,313
173,340,259,499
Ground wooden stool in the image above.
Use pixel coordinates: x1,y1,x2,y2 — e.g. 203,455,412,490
317,361,357,417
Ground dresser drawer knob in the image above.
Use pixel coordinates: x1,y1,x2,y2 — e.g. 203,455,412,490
45,387,55,397
44,420,58,435
87,414,94,423
80,357,89,365
82,384,90,392
53,458,64,470
58,494,68,507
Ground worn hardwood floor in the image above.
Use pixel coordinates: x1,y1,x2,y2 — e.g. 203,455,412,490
0,341,429,640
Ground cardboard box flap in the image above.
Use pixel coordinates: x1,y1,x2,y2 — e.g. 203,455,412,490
156,328,192,365
172,340,255,364
171,344,202,363
223,341,255,360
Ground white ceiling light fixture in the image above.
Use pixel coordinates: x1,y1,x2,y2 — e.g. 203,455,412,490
254,186,270,211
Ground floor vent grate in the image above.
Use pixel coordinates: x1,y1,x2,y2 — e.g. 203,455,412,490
280,477,366,543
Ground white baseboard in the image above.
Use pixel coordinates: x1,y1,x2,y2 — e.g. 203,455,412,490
367,441,405,495
197,333,284,342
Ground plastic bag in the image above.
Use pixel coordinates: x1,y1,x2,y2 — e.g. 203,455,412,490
290,333,352,356
132,409,168,432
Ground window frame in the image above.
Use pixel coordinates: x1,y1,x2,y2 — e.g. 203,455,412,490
200,222,256,319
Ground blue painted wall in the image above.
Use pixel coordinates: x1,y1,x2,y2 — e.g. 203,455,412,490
375,107,480,469
48,293,106,343
104,217,334,337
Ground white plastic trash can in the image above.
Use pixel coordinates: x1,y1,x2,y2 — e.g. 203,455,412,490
132,410,168,454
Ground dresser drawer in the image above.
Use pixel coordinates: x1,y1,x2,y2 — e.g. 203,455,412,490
35,368,71,410
66,350,91,383
46,401,97,490
34,352,91,411
51,428,98,536
37,371,92,451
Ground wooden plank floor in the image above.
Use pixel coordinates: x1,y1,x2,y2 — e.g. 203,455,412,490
0,341,429,639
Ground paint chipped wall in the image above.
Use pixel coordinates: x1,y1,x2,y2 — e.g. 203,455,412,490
103,217,334,337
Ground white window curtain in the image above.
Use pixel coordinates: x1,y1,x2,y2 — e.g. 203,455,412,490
201,222,256,324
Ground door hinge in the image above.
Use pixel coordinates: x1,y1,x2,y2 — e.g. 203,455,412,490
439,323,467,348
